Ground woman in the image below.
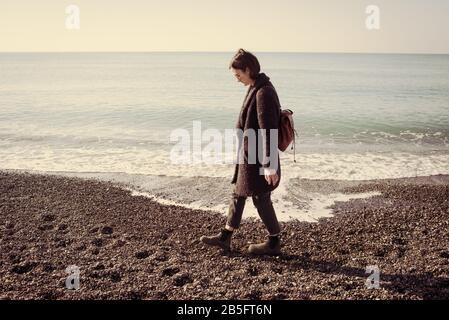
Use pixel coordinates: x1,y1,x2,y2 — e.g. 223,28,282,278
200,49,282,256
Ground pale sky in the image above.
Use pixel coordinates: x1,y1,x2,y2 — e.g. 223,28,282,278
1,0,448,53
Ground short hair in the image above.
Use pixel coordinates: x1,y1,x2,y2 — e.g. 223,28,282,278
229,49,260,80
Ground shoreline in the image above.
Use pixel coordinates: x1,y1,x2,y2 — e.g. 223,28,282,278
0,170,448,299
2,168,445,223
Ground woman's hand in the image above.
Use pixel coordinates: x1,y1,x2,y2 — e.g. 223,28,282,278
264,168,279,186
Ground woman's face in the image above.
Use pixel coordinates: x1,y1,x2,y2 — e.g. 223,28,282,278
231,67,253,86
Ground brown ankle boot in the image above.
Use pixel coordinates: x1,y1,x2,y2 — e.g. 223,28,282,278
248,235,281,256
200,229,232,251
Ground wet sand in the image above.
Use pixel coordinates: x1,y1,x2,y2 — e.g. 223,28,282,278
0,171,448,300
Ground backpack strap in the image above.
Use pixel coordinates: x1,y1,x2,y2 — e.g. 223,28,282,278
283,109,297,163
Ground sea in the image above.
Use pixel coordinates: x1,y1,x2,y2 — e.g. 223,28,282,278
1,52,448,221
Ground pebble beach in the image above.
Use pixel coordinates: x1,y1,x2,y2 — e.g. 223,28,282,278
1,171,448,300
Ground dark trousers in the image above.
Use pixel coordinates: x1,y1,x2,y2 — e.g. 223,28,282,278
226,189,281,235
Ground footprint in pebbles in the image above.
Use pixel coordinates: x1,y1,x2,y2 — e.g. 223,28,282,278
135,250,151,260
11,262,37,274
41,213,56,222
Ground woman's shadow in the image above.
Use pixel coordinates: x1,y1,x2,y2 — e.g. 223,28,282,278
224,251,449,299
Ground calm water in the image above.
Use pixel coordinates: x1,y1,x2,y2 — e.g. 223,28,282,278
1,52,448,180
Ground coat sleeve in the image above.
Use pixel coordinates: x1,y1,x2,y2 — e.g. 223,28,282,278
256,86,280,169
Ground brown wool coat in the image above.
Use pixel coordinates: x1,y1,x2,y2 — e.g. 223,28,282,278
231,73,281,196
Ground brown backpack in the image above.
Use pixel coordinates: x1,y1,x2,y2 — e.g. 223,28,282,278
278,108,298,162
254,85,298,162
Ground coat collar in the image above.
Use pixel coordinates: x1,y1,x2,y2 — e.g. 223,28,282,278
251,72,270,90
244,73,270,107
237,73,271,129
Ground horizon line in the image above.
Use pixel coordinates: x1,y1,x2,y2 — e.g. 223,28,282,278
0,50,448,55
